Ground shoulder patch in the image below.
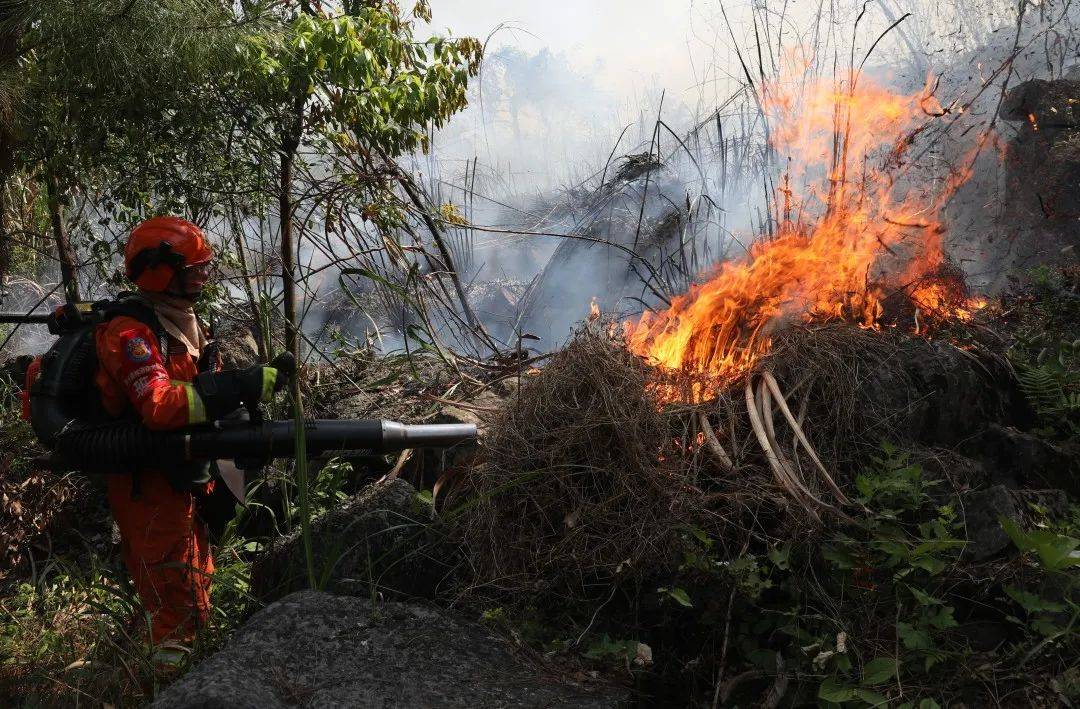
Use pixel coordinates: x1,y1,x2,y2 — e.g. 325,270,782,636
125,336,153,363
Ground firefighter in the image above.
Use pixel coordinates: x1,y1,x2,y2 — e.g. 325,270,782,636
95,216,290,663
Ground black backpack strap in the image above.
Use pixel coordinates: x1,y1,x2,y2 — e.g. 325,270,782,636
99,294,169,356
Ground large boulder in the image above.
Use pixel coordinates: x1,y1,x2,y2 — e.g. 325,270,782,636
1000,79,1080,128
995,78,1080,269
153,591,623,709
867,341,1009,446
960,485,1070,560
251,479,455,602
966,424,1080,495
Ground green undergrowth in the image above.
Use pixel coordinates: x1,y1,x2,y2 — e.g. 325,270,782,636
1005,264,1080,441
0,498,257,707
479,444,1080,707
0,458,361,707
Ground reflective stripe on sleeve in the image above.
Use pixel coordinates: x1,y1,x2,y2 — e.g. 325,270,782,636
184,383,207,424
261,367,278,401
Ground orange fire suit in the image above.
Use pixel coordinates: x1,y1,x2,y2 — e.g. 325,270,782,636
94,315,212,646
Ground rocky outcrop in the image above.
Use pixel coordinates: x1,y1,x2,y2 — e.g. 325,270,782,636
251,479,456,603
996,77,1080,270
152,591,624,709
966,424,1080,495
961,484,1070,560
1000,78,1080,128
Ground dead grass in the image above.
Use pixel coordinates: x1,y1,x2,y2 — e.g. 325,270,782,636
451,326,693,602
451,321,991,605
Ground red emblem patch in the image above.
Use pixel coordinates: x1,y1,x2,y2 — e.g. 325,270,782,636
125,337,152,363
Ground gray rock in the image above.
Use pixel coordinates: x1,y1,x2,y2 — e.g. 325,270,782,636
1012,489,1070,520
857,340,1013,447
252,479,456,603
960,485,1071,560
961,485,1019,560
967,425,1080,495
1000,79,1080,128
152,591,624,709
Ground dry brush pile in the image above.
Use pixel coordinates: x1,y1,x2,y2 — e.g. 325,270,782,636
445,310,1080,704
451,317,1018,602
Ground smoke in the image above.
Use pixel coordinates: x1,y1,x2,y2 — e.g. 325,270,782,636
403,0,1080,353
21,1,1068,359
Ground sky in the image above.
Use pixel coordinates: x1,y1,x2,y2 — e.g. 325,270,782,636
419,0,1039,194
429,1,715,100
422,0,778,190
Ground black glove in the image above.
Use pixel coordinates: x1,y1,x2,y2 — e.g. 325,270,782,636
192,360,287,421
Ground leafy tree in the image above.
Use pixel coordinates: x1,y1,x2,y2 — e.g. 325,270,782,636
219,0,481,587
233,0,481,358
1,0,243,301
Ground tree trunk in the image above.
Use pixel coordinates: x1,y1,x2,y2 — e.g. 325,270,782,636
0,14,23,297
279,149,296,359
229,209,268,360
44,169,80,303
279,141,298,360
0,188,9,301
279,87,306,360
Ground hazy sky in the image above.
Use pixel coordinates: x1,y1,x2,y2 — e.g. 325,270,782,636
421,0,1031,192
430,1,712,98
426,1,914,111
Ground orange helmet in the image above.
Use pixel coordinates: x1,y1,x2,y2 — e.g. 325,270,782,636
124,216,212,292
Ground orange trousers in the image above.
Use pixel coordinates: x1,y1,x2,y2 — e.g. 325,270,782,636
106,471,214,646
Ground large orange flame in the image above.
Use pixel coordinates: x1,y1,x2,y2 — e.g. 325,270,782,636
625,64,984,387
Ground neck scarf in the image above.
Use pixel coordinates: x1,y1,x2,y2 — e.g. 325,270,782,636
139,292,208,358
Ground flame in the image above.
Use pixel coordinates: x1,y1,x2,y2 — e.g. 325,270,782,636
1028,112,1039,131
589,297,601,322
626,63,985,389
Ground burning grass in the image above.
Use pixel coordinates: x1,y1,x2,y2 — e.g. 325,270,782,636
457,323,936,599
450,310,1076,706
454,313,1015,601
624,60,987,387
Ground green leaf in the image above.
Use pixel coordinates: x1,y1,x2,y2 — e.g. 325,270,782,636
1000,516,1080,570
823,545,857,570
819,677,857,703
897,622,931,650
906,585,942,606
855,688,890,707
1004,585,1067,614
860,657,898,685
769,543,792,570
662,586,693,608
1032,617,1063,637
909,556,946,575
925,605,958,630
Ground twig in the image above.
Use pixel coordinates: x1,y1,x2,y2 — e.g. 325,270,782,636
762,652,789,708
745,378,820,521
762,370,849,505
759,377,835,514
421,393,500,413
698,410,736,474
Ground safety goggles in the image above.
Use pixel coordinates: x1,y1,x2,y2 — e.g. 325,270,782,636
184,261,212,279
